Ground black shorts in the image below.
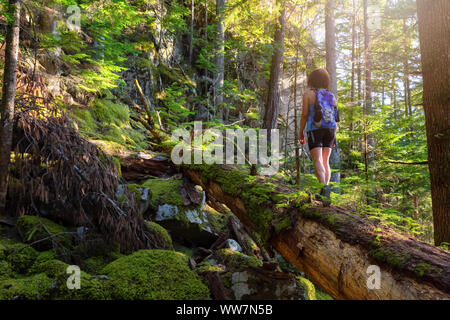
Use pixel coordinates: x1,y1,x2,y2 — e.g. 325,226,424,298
307,128,335,150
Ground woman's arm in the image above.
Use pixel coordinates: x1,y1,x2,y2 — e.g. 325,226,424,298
299,92,309,144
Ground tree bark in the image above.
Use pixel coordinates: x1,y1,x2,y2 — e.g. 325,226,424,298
215,0,226,121
263,0,286,141
183,164,450,300
0,0,21,214
293,50,300,186
416,0,450,246
325,0,341,192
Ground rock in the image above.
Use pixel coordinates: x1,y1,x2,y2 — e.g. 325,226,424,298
226,269,312,300
213,248,312,300
4,242,39,274
140,178,219,247
117,184,151,215
16,215,72,251
215,248,262,271
101,249,211,299
145,221,173,250
154,204,218,247
225,239,242,253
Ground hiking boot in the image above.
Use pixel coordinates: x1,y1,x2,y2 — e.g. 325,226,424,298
314,187,325,201
322,185,331,207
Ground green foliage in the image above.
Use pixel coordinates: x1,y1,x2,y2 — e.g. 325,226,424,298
296,276,316,300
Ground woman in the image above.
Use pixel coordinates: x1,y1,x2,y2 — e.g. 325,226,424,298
299,69,339,201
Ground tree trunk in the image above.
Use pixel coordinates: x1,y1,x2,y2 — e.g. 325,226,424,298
349,0,356,147
215,0,226,121
183,164,450,300
363,0,374,166
263,0,286,141
189,0,195,64
325,0,340,192
416,0,450,246
293,50,300,186
0,0,21,214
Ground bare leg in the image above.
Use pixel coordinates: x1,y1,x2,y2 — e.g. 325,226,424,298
322,147,332,185
310,147,326,184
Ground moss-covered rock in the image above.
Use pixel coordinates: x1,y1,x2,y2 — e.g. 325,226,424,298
0,242,6,260
82,256,108,275
32,250,56,267
54,271,111,300
29,259,69,277
101,249,210,300
0,260,14,280
5,243,39,274
195,261,226,274
141,178,184,211
215,248,263,271
146,221,173,250
26,257,111,300
0,273,53,300
16,215,72,250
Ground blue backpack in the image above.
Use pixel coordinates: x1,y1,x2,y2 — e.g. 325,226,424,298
313,89,338,129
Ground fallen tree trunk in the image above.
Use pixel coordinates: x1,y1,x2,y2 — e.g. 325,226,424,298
182,164,450,300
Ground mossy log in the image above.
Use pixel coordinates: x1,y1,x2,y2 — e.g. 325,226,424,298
182,164,450,300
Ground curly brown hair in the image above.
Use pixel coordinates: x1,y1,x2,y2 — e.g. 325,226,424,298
307,68,331,90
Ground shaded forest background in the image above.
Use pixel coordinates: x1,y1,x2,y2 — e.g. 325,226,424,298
1,0,431,242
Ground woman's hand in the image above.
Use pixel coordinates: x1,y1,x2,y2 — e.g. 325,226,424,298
299,134,305,146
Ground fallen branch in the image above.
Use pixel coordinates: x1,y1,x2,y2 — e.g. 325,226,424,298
182,164,450,300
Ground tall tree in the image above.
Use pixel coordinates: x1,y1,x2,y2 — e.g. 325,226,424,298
325,0,341,191
416,0,450,246
263,0,286,140
215,0,226,121
0,0,21,214
363,0,374,184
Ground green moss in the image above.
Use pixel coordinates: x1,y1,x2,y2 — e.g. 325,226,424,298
146,221,173,250
195,261,225,274
273,216,291,234
0,273,53,300
101,249,211,300
53,270,111,300
0,242,6,260
91,98,130,126
203,204,230,234
415,262,432,277
369,248,411,268
33,250,56,265
29,259,68,277
0,260,14,280
16,215,72,250
296,276,316,300
5,243,39,273
215,248,263,271
82,257,108,275
141,179,184,210
315,287,334,300
26,257,111,300
71,107,98,136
